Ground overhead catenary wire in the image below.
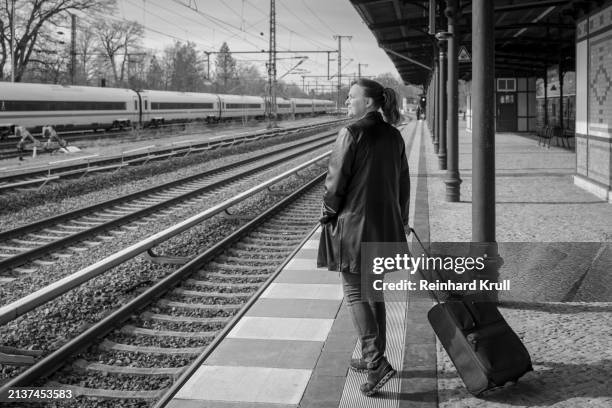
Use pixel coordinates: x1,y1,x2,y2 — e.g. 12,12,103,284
244,0,333,51
299,0,336,35
81,10,213,51
171,0,268,50
123,0,213,49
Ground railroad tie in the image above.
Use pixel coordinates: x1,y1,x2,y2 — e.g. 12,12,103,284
99,339,206,356
72,359,185,378
121,325,216,339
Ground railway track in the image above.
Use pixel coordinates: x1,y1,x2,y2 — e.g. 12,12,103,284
0,117,344,164
0,119,345,193
0,158,327,407
0,131,335,279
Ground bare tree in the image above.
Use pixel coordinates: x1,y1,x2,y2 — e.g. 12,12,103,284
171,42,206,92
20,21,70,83
214,42,236,93
233,62,266,95
0,0,114,81
93,19,143,87
76,24,98,85
161,43,178,90
146,54,163,90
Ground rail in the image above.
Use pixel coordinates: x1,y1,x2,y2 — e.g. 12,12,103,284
0,119,345,189
0,151,331,326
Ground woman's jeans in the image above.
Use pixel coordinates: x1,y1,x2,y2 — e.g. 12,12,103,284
341,271,386,369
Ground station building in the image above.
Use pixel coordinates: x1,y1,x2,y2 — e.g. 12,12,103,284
350,0,611,203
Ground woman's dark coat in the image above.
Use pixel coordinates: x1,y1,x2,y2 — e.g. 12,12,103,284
317,111,410,274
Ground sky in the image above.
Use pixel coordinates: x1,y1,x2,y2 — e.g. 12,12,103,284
106,0,400,89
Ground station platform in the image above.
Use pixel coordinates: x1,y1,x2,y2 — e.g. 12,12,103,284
166,119,612,408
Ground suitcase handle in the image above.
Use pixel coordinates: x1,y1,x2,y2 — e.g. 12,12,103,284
408,227,441,304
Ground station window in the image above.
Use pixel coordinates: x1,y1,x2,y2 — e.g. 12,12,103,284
497,78,516,92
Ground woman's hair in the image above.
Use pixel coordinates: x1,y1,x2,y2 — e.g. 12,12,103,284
352,78,401,125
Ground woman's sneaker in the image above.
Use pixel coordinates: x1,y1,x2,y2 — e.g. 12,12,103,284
359,357,396,396
349,358,368,373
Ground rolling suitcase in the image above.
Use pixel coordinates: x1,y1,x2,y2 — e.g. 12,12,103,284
409,228,533,396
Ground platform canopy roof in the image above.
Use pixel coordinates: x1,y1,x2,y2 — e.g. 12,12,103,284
349,0,600,85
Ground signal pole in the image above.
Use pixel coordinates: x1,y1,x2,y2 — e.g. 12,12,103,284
268,0,277,128
358,63,368,79
333,35,352,111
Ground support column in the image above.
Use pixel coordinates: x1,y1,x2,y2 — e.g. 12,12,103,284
445,0,462,201
429,0,436,139
438,41,447,169
471,0,496,248
428,76,433,135
434,57,440,152
544,64,548,125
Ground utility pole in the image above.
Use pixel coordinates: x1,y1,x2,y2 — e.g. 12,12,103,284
205,52,211,79
10,0,15,82
267,0,277,128
333,35,352,111
358,63,368,79
71,14,76,85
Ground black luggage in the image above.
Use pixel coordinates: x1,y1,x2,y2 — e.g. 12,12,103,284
410,228,533,396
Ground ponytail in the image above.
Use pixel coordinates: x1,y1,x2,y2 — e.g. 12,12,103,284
352,78,401,125
381,87,400,125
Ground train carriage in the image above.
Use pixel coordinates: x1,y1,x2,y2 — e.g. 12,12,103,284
0,81,336,140
0,82,138,137
138,90,220,127
275,97,294,118
292,98,315,116
313,99,335,115
218,94,266,121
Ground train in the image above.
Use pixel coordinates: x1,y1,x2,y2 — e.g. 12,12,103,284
0,82,337,139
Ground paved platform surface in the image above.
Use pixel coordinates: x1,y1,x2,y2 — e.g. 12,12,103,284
166,119,612,407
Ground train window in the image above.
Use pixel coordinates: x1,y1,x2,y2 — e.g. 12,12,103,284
296,104,312,107
134,100,138,110
151,102,214,109
0,100,126,111
145,100,148,110
225,103,262,109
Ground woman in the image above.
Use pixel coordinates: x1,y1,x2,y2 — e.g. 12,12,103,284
317,78,410,396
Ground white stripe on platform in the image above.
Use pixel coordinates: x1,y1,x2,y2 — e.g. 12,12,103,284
261,283,343,300
174,365,311,404
284,257,326,270
301,239,319,249
228,316,334,341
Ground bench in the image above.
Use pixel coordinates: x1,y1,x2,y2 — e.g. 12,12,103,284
537,125,570,148
537,125,552,147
